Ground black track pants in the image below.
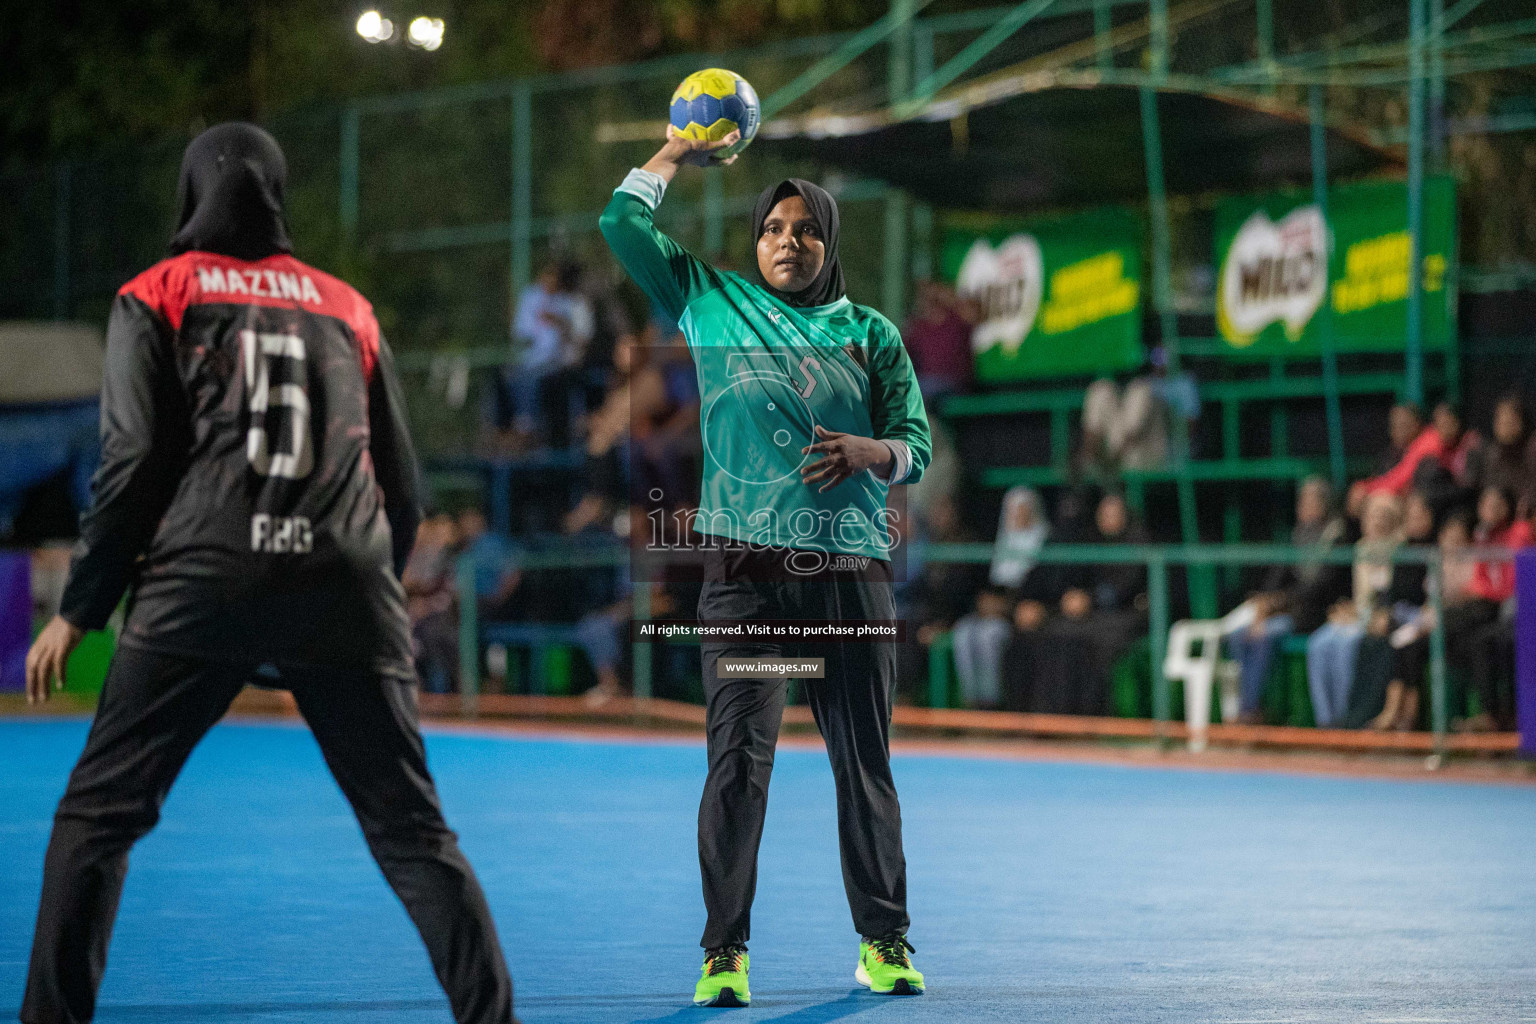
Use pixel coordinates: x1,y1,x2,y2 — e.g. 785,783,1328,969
696,549,909,950
20,646,514,1024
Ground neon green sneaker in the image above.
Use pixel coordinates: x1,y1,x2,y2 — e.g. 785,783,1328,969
856,935,924,995
693,945,750,1007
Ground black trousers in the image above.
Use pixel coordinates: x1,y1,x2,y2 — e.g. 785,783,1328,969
1445,598,1502,716
1469,618,1517,726
696,548,909,950
21,645,513,1024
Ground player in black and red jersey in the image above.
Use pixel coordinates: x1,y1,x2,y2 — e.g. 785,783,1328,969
20,124,516,1024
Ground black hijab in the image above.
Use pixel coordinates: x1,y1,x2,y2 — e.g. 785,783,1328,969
750,178,846,308
169,122,293,260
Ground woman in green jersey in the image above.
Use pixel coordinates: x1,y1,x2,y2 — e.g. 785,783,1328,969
600,127,931,1007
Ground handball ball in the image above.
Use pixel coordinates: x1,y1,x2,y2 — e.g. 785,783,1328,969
670,68,760,159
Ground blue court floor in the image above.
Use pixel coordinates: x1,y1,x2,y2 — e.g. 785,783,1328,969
3,718,1535,1024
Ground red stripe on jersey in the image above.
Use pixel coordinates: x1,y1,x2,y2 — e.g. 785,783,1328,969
119,251,380,382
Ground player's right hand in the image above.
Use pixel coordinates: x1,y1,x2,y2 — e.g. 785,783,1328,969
665,125,742,166
26,615,84,705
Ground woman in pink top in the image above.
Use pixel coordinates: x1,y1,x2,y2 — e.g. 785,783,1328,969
1349,402,1480,516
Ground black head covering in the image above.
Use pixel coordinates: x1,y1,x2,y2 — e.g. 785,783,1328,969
750,178,846,308
169,122,293,260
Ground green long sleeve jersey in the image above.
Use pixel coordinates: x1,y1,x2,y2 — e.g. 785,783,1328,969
599,168,930,560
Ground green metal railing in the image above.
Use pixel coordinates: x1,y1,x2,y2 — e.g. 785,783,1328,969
454,540,1492,757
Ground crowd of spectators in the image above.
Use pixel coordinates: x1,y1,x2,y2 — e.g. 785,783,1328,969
402,254,708,700
901,486,1152,715
1282,395,1534,732
895,374,1534,731
408,263,1533,732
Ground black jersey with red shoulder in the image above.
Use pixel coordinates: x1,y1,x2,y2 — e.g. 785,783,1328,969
58,250,421,678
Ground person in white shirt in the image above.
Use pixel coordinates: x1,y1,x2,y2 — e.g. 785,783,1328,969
506,261,594,442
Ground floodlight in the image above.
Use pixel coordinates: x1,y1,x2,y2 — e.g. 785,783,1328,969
356,10,394,43
407,16,444,51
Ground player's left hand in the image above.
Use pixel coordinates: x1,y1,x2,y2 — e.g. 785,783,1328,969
26,615,84,705
800,425,891,493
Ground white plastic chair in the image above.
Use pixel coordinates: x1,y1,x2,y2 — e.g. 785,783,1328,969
1163,603,1256,752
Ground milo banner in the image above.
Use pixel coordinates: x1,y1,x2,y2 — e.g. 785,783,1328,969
941,208,1143,381
1215,176,1456,354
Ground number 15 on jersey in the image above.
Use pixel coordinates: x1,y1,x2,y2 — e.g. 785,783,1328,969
241,329,313,480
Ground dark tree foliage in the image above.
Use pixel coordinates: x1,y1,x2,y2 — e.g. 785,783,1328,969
2,0,895,164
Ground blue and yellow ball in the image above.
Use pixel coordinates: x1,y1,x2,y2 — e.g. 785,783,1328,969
669,68,760,159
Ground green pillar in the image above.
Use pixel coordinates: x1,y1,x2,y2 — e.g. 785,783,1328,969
1255,0,1275,94
632,581,652,700
1427,559,1448,758
1310,85,1347,494
1139,88,1176,368
882,0,916,321
1140,84,1211,616
1094,0,1113,72
511,82,533,301
1222,504,1242,592
911,201,934,283
910,19,935,297
1149,0,1169,78
339,105,360,241
1269,358,1288,456
53,161,70,320
884,190,909,319
1430,0,1459,405
457,554,480,718
888,0,914,103
913,21,934,84
1405,0,1427,407
928,632,954,709
1429,0,1447,170
1148,556,1170,748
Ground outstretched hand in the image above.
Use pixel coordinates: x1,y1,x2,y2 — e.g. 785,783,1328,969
26,615,83,705
641,127,742,182
668,125,742,165
800,425,893,493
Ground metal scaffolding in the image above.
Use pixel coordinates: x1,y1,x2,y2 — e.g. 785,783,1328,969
334,0,1533,382
321,1,1535,623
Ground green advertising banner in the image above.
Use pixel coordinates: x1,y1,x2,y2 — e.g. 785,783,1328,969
941,208,1144,382
1214,176,1456,354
